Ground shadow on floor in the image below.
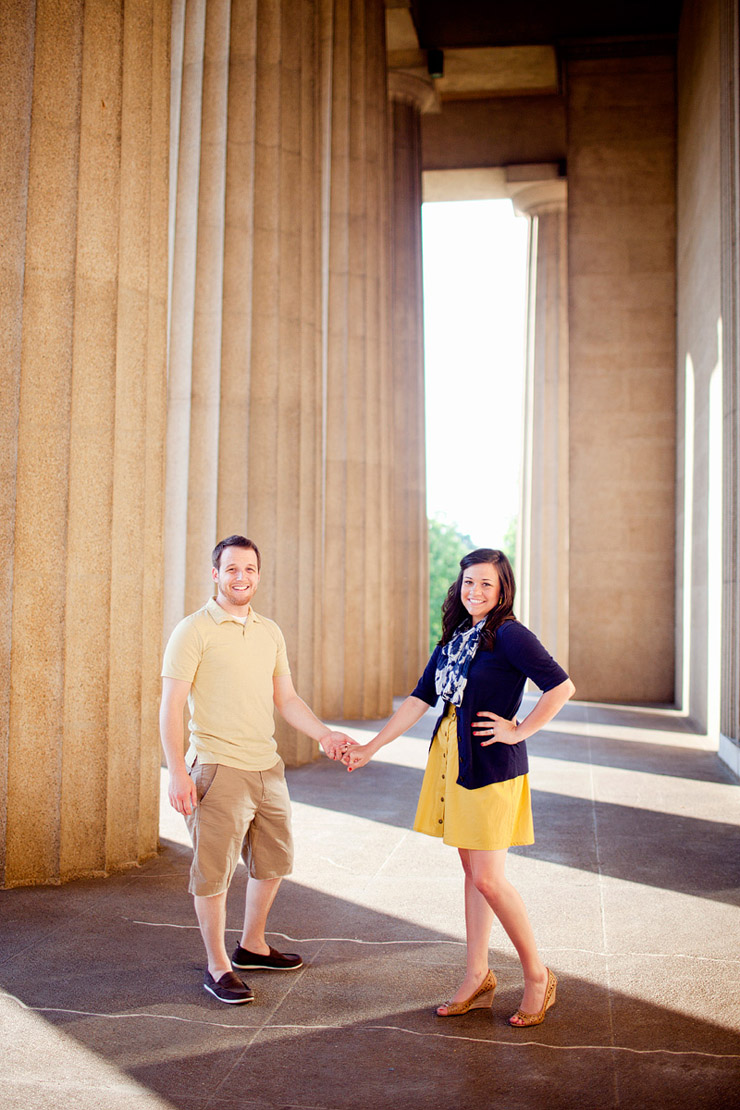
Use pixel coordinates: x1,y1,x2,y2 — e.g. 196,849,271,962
2,700,739,1109
2,845,740,1110
288,752,740,906
529,731,736,783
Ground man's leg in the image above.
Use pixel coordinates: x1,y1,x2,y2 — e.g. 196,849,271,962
230,762,301,970
239,876,282,954
231,873,301,970
195,889,254,1003
187,763,256,999
194,891,232,979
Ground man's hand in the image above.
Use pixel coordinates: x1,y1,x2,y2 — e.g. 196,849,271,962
319,730,357,761
168,767,198,815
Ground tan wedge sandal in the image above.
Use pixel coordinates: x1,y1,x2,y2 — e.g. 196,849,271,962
436,969,497,1017
509,967,557,1027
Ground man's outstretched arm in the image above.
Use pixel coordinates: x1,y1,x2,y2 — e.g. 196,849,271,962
273,674,356,761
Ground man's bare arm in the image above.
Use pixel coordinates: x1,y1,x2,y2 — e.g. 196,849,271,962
273,674,356,760
160,677,198,815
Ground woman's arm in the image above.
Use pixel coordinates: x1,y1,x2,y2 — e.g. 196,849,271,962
472,677,575,746
344,695,432,771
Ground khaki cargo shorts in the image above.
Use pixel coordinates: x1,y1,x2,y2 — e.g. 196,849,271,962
185,758,294,896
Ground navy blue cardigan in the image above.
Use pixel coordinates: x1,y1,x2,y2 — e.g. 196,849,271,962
411,619,568,790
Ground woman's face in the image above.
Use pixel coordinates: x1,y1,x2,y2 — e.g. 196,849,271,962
460,562,501,623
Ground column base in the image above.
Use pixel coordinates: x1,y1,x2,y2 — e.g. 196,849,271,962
718,733,740,779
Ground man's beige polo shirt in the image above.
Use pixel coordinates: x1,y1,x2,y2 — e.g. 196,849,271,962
162,597,291,772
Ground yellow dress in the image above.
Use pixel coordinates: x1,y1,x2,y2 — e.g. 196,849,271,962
413,707,534,851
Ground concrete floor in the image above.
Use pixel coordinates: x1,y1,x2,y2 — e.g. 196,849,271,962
2,698,740,1109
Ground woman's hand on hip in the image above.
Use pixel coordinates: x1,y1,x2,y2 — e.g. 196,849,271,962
472,711,519,746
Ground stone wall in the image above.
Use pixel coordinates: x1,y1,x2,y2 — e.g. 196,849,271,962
566,51,677,703
421,94,566,170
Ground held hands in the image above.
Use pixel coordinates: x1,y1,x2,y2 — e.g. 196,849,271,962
342,741,377,772
168,768,198,816
319,730,358,761
472,711,519,746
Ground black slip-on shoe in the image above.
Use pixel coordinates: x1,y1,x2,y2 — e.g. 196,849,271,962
231,944,303,971
203,970,255,1004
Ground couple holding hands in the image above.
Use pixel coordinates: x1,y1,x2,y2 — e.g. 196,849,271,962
161,536,573,1024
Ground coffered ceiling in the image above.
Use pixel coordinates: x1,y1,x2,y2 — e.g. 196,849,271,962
406,0,683,49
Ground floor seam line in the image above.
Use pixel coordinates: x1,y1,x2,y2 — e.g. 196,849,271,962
586,705,621,1108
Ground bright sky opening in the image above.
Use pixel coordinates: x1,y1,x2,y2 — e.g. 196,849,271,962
421,199,529,548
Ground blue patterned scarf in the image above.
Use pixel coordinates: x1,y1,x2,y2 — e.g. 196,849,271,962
434,619,486,706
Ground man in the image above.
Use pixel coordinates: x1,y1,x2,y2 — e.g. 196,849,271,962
160,535,353,1004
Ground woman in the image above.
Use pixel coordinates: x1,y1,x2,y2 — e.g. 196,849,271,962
344,548,574,1027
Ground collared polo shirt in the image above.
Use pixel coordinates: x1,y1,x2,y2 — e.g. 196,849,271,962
162,597,291,772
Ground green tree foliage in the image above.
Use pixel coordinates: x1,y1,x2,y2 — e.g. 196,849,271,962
501,515,517,565
428,517,474,651
427,515,520,651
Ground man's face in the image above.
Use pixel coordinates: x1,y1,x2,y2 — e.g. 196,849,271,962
212,546,261,611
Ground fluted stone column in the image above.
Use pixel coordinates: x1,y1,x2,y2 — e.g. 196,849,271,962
511,177,569,668
0,0,170,887
388,72,435,694
165,0,225,629
166,0,397,741
318,0,395,719
238,0,324,759
166,0,324,764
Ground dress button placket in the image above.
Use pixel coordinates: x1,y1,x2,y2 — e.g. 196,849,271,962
438,722,448,825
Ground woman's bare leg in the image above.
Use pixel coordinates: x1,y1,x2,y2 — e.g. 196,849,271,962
467,848,549,1018
436,849,495,1012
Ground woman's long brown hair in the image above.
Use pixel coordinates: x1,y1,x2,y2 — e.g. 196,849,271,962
440,548,516,652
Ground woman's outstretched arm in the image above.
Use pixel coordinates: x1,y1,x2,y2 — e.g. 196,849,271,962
344,695,432,771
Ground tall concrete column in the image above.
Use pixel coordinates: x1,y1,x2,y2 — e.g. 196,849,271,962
318,0,395,719
166,0,324,764
388,72,435,694
719,0,740,771
165,0,228,629
239,0,324,759
0,0,170,887
166,0,397,736
511,177,569,668
676,0,724,736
